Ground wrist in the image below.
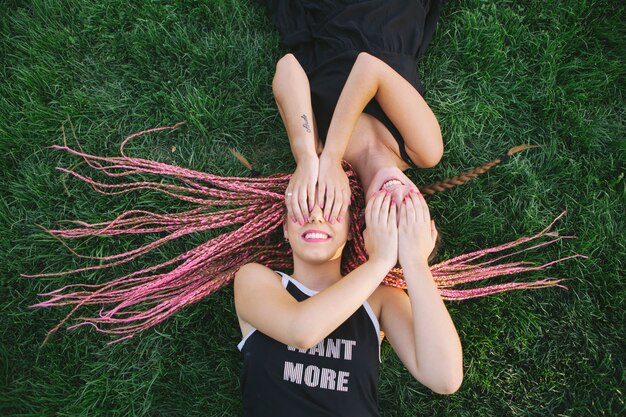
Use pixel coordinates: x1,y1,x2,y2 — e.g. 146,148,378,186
400,257,430,273
295,151,319,166
367,256,396,273
319,149,343,165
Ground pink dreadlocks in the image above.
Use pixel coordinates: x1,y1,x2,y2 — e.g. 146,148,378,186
24,123,586,345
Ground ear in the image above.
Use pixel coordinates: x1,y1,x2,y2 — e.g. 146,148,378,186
282,222,288,240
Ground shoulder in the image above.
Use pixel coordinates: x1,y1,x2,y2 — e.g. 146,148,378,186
236,262,276,277
234,263,283,292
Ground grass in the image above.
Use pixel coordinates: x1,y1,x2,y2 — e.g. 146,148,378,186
1,0,623,416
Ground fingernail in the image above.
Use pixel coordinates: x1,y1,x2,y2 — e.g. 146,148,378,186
292,217,297,223
337,216,343,223
391,201,396,206
304,217,309,223
330,218,336,224
299,220,304,226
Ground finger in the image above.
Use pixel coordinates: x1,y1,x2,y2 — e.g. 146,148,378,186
431,219,438,242
409,190,424,223
416,190,430,223
292,189,306,225
399,196,408,227
307,182,316,217
302,186,312,222
285,193,296,224
324,187,335,221
317,183,326,210
407,192,420,223
339,188,350,223
371,190,385,225
405,193,417,224
389,199,397,228
379,193,392,225
329,187,343,224
365,191,380,226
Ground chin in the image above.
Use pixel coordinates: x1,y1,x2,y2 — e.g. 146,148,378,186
293,245,345,264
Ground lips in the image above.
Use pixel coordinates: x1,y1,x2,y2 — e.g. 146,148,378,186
301,229,331,242
379,178,404,191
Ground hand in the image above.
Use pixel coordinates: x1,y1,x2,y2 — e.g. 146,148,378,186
364,191,398,269
285,157,319,225
317,155,350,224
398,190,438,268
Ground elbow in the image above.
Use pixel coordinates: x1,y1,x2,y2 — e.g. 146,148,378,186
414,358,463,395
272,53,307,95
354,52,382,75
289,331,320,351
411,132,443,168
431,373,463,395
288,317,326,350
423,138,443,168
427,364,463,395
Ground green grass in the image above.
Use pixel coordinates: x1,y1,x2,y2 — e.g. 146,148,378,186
1,0,623,416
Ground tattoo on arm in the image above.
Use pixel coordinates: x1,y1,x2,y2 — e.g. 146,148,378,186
301,114,311,134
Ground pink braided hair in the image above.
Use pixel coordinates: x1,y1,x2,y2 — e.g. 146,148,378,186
23,123,586,345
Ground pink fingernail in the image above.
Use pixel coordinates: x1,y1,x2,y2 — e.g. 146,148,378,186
305,217,309,223
299,220,304,226
292,217,297,223
337,216,343,223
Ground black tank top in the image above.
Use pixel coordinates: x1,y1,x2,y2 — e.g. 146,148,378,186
260,0,445,167
238,272,382,417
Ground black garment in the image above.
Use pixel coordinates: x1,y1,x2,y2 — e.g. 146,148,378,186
239,272,381,417
261,0,445,166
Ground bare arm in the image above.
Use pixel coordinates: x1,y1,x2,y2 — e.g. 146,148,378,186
323,52,443,168
379,192,463,394
235,192,398,349
272,54,320,224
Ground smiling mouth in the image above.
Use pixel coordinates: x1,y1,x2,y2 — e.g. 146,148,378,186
301,231,331,242
380,178,404,191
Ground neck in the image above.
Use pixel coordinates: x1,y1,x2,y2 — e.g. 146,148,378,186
291,256,343,291
347,146,407,196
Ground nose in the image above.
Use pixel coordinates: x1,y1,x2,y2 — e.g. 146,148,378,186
308,204,325,223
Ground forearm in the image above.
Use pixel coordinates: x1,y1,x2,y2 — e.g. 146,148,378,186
324,52,442,168
404,261,463,390
290,260,391,348
322,52,380,162
273,54,319,165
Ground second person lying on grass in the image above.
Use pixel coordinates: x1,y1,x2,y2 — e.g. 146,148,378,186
264,0,447,224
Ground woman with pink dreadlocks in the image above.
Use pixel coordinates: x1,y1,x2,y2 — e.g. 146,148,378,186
235,188,462,415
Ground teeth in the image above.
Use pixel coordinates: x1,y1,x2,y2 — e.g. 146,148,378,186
381,180,402,190
304,233,329,239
